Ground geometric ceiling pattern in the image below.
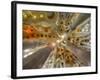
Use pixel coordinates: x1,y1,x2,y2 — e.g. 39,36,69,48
22,10,91,69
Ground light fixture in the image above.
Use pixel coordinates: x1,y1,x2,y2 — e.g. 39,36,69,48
32,15,37,19
56,40,61,43
61,33,66,39
40,14,44,18
51,42,56,47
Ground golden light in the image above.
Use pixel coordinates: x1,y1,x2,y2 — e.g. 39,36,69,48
61,34,66,39
51,42,56,47
56,40,61,43
23,14,27,19
40,14,44,18
32,15,37,19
